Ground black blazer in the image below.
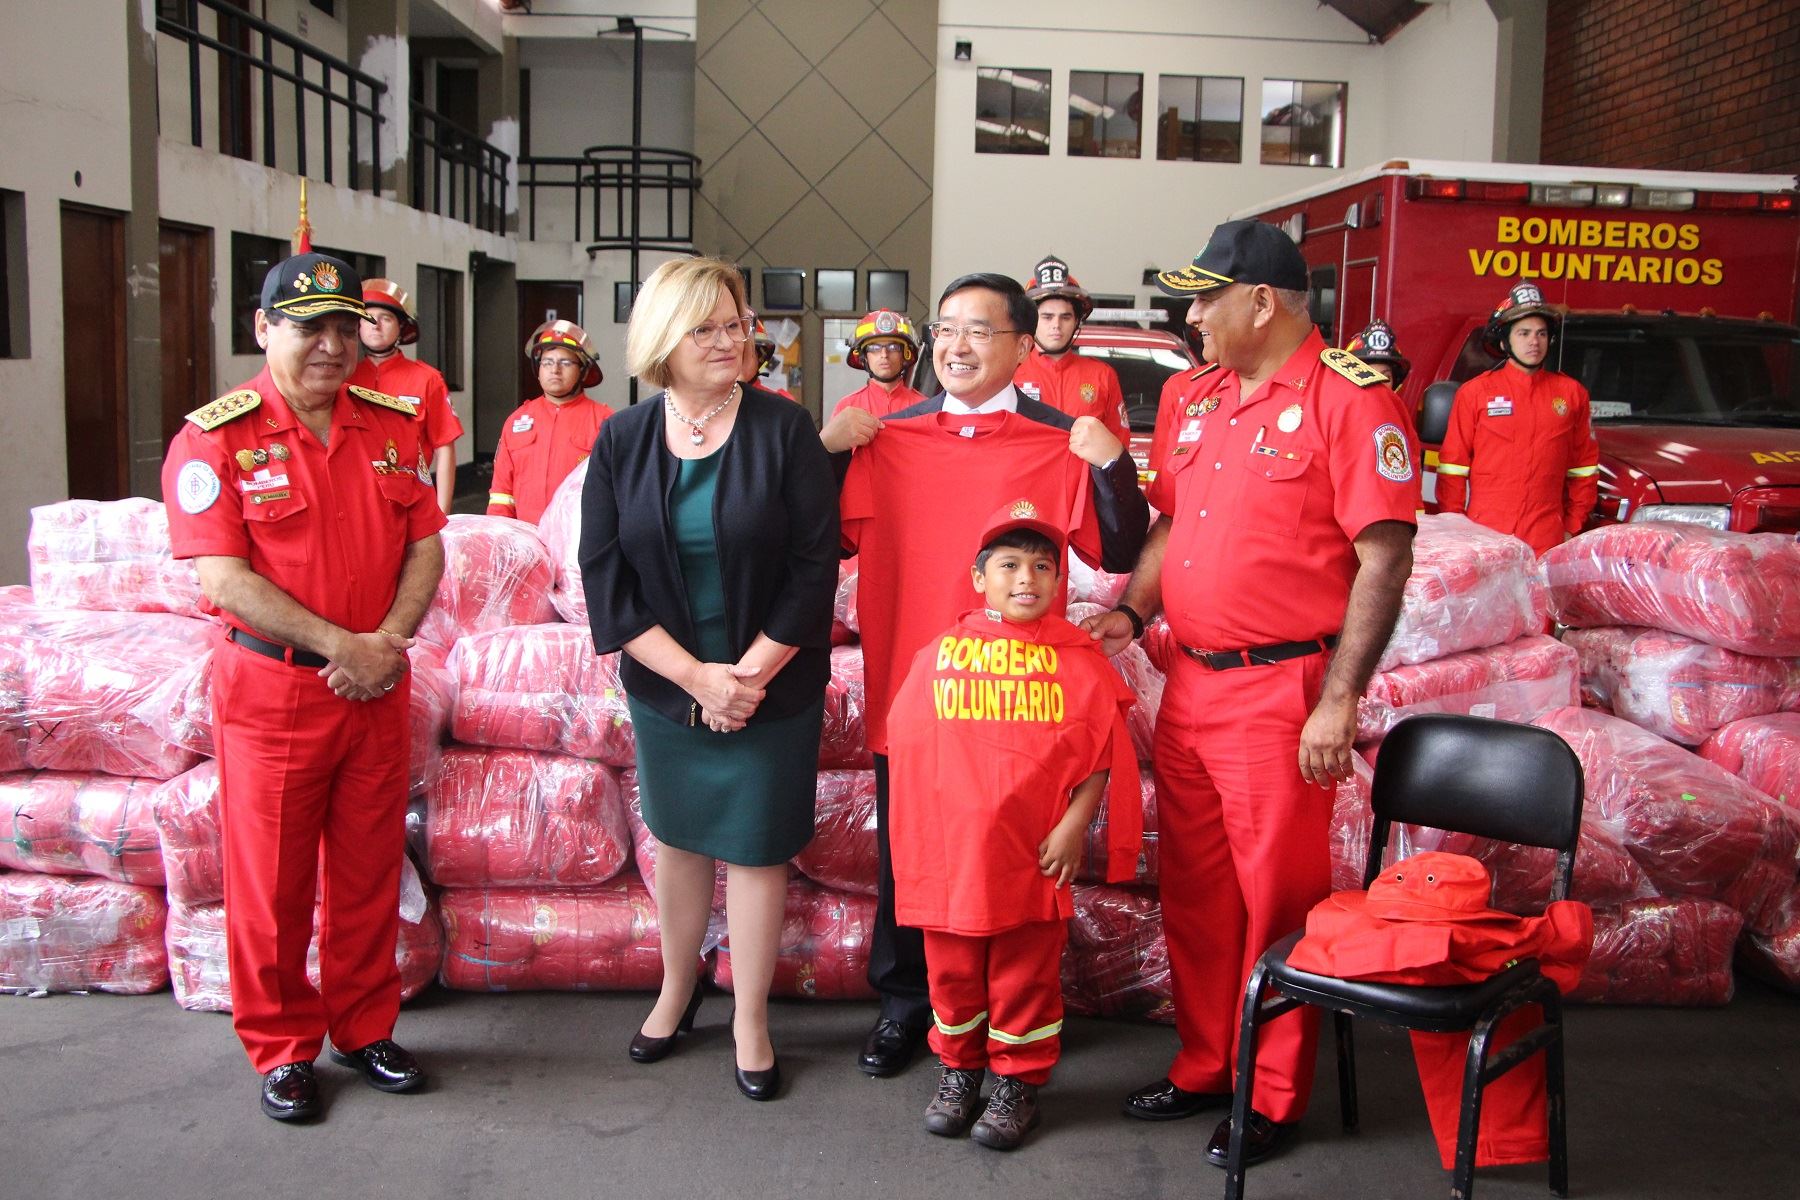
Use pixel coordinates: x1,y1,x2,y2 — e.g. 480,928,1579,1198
579,386,840,724
831,392,1150,574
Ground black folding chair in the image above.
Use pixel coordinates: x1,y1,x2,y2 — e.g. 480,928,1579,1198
1223,713,1585,1200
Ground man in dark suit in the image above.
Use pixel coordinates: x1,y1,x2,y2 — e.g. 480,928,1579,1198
840,272,1150,1077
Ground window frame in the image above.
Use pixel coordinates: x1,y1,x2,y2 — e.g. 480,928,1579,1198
1259,78,1347,169
975,67,1053,156
1067,70,1143,159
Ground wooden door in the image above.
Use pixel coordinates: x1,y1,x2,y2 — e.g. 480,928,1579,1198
61,205,128,501
159,223,215,449
516,281,585,405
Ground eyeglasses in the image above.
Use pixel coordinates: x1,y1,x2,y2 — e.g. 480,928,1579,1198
538,356,583,371
925,321,1026,345
690,317,752,348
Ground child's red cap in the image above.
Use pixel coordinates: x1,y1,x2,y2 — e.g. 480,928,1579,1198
975,499,1068,559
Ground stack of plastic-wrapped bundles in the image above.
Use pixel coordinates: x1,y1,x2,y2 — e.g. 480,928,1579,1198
1535,522,1800,1001
3,498,456,1004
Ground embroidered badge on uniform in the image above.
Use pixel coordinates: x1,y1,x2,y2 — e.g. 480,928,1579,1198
1374,423,1414,482
1080,383,1097,404
176,460,221,514
1552,396,1568,416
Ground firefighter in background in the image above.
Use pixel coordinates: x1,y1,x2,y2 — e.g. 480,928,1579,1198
1436,283,1599,555
1014,255,1129,441
834,309,927,420
353,279,462,512
1343,318,1411,392
748,319,797,401
488,320,611,525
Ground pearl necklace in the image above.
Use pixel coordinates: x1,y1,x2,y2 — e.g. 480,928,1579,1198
666,383,739,446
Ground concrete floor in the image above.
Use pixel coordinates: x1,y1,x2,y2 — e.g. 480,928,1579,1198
3,979,1796,1200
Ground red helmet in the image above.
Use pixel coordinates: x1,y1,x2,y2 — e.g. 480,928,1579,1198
525,319,603,388
362,279,419,345
752,319,779,373
1344,318,1410,388
1025,254,1094,322
845,309,919,371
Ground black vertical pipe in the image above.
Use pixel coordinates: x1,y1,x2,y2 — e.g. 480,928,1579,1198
628,23,643,407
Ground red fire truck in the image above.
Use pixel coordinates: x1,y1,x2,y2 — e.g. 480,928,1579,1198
1232,159,1800,532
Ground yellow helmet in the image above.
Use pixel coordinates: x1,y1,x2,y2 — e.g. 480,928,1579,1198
845,309,918,370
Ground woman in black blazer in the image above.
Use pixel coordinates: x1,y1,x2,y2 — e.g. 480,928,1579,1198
579,256,838,1101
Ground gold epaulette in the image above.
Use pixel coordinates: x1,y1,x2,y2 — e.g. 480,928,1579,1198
348,384,420,417
1320,347,1387,388
1189,362,1220,381
186,389,261,431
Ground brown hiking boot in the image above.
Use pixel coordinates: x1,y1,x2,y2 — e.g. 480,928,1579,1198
971,1074,1041,1150
923,1066,985,1136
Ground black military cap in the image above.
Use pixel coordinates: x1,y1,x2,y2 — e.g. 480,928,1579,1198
1154,220,1308,297
260,252,370,321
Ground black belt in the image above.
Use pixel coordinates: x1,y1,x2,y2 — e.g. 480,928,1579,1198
228,627,329,669
1182,635,1338,671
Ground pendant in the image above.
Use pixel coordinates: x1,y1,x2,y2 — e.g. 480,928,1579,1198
689,428,705,446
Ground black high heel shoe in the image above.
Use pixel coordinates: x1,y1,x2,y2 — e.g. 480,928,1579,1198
735,1056,781,1101
629,981,704,1064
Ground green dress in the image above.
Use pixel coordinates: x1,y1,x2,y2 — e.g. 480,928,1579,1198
628,450,822,866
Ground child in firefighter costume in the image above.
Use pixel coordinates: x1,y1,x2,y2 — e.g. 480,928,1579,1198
886,501,1141,1150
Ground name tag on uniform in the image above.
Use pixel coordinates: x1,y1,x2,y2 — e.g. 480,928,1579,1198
1177,419,1203,444
400,395,422,406
239,471,291,493
1487,397,1513,417
512,415,534,433
1018,383,1040,401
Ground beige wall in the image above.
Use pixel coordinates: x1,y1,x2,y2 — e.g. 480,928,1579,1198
693,0,935,417
930,0,1513,306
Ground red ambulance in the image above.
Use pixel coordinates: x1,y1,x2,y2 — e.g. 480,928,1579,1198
1232,159,1800,532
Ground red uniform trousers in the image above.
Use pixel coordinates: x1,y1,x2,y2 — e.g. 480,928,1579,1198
1154,651,1333,1122
213,636,410,1073
924,921,1067,1086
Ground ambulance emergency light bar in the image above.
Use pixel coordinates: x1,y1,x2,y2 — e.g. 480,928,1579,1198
1406,175,1795,212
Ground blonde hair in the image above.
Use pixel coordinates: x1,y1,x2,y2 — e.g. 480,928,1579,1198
625,256,750,390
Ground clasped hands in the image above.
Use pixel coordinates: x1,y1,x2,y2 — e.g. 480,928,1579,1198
318,629,412,701
689,660,767,733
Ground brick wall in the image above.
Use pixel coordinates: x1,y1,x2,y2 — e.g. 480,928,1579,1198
1540,0,1800,174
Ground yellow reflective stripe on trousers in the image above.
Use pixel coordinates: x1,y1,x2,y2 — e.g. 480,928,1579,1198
1566,465,1599,477
488,492,516,505
988,1018,1063,1045
933,1009,989,1037
1435,463,1470,477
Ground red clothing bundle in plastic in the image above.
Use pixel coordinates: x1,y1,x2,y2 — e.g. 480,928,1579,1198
422,748,630,888
407,643,455,794
1571,897,1742,1005
621,771,728,916
1068,601,1164,761
437,874,667,992
1700,712,1800,808
534,462,588,625
165,893,445,1012
1329,752,1379,892
1534,706,1799,935
1566,626,1800,745
151,760,223,907
0,609,212,780
792,769,877,894
1543,522,1800,656
1357,635,1579,744
28,498,205,618
0,770,164,885
714,878,876,1000
1377,515,1546,672
1067,555,1130,609
819,645,872,770
834,557,860,636
0,871,169,994
449,624,635,768
1060,883,1174,1023
1079,773,1159,886
416,514,558,650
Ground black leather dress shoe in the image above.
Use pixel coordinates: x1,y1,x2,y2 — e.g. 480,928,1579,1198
629,981,705,1064
735,1057,781,1101
1206,1110,1297,1168
858,1017,924,1077
260,1061,321,1122
328,1039,425,1093
1120,1077,1230,1121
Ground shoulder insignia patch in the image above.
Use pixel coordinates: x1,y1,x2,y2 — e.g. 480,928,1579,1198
348,385,420,417
1320,347,1386,388
186,389,261,431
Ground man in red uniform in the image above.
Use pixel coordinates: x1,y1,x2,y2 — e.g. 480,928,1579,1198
1436,283,1599,555
832,309,926,421
1343,317,1410,392
1084,221,1418,1168
839,272,1150,1079
1014,255,1129,441
488,320,611,524
161,252,446,1122
352,278,463,511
